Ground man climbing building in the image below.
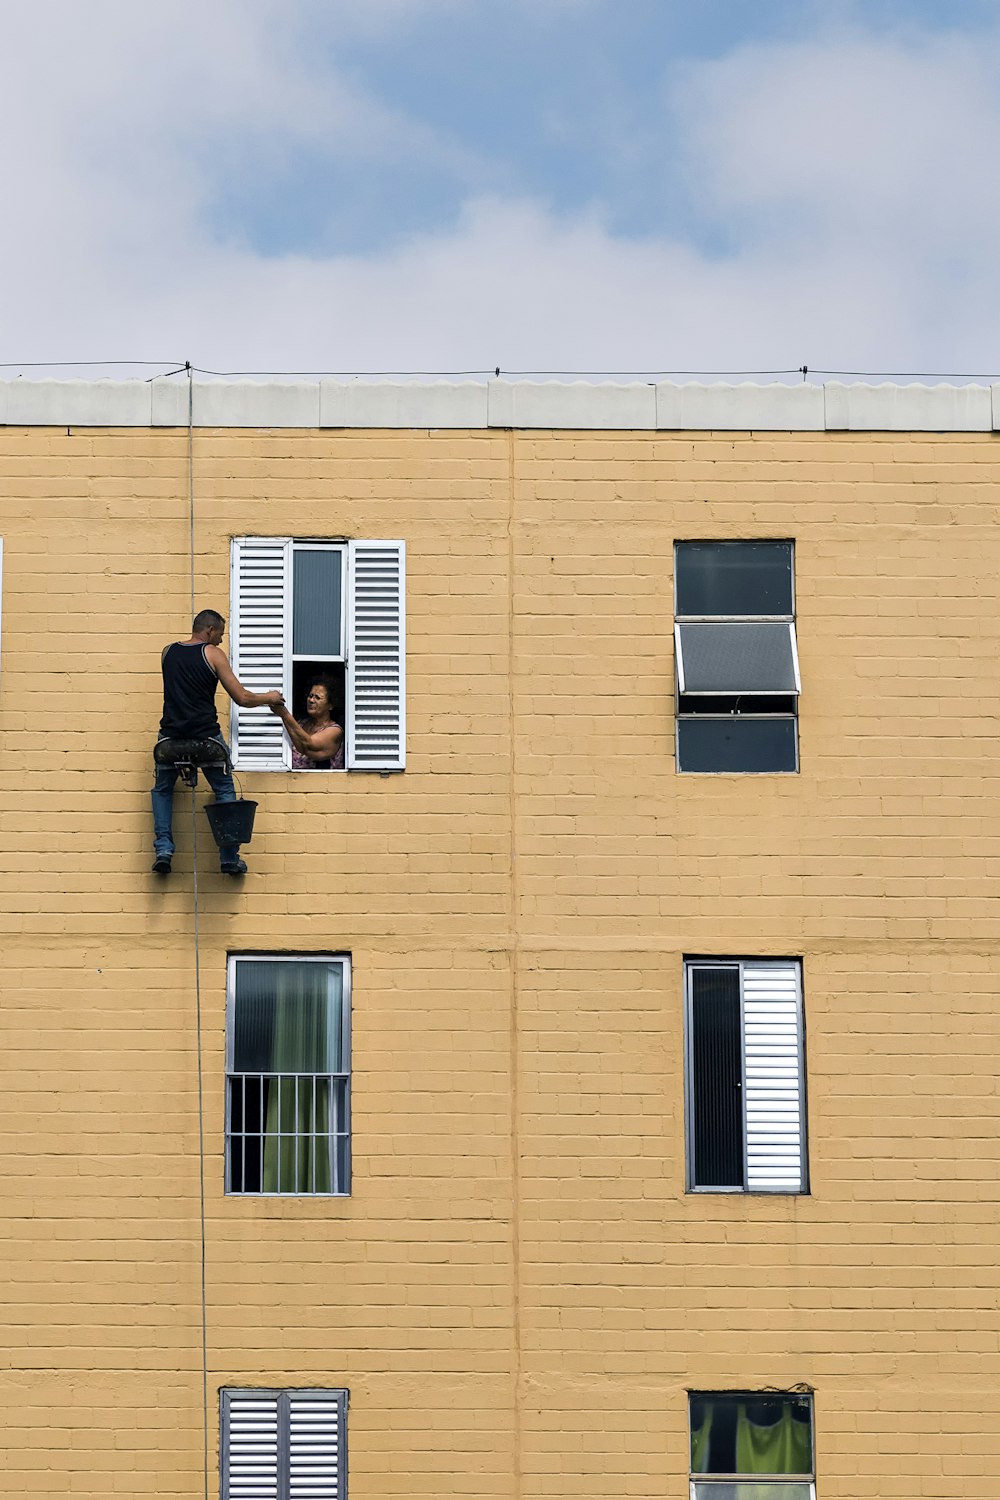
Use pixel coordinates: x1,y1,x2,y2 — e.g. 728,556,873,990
151,608,283,876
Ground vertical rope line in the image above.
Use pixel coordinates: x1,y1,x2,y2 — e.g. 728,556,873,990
505,428,522,1500
187,361,210,1500
191,790,209,1500
187,362,195,618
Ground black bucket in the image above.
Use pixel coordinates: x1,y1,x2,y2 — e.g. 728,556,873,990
205,799,257,849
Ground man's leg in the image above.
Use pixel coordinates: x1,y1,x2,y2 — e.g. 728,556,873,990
150,759,178,870
204,742,245,873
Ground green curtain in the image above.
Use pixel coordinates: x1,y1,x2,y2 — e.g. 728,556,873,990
736,1402,811,1476
235,960,343,1193
263,963,342,1192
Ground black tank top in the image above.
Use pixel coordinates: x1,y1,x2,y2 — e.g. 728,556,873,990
159,642,221,739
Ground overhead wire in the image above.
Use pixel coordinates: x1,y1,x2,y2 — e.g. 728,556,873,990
0,356,997,380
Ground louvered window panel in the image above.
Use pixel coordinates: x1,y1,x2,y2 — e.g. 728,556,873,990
686,960,807,1194
222,1393,280,1500
288,1393,346,1499
230,538,291,770
347,540,405,770
742,962,806,1192
222,1390,347,1500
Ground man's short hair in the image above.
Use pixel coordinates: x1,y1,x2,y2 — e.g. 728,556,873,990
193,608,225,633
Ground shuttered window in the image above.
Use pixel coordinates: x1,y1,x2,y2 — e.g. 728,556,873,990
230,538,405,772
685,959,808,1194
221,1389,348,1500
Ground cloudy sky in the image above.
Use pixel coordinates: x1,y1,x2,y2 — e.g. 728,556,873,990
3,0,1000,380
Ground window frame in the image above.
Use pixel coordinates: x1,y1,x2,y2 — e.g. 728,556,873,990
229,535,406,774
221,1387,348,1500
674,539,799,774
224,952,352,1198
290,540,348,774
683,957,809,1196
688,1389,816,1498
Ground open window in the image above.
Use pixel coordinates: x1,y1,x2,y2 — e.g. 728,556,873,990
230,537,405,771
685,959,808,1194
675,540,799,773
690,1391,815,1498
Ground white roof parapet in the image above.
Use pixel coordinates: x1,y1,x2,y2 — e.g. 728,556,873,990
656,381,825,430
158,380,321,428
0,377,996,431
825,381,992,432
320,380,488,428
4,379,153,426
487,380,656,429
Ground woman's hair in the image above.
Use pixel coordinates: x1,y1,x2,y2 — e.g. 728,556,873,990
304,674,338,718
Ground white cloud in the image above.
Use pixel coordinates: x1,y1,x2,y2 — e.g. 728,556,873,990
3,8,1000,376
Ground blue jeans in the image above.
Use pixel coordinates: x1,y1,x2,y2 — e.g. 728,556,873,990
151,735,240,866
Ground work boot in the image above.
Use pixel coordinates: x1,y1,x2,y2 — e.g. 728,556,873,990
152,855,172,875
220,858,248,877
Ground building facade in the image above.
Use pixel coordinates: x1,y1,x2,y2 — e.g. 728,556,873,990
1,378,998,1498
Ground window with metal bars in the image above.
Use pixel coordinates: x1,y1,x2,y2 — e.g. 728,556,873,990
226,955,351,1196
229,537,405,772
221,1388,348,1500
674,540,799,773
689,1391,815,1499
685,959,808,1194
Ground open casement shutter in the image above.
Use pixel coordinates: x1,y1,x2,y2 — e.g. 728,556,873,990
222,1391,280,1500
742,962,807,1192
288,1391,347,1500
230,537,291,770
346,540,405,771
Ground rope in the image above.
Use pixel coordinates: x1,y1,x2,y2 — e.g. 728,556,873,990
186,361,211,1500
187,363,195,619
190,787,210,1500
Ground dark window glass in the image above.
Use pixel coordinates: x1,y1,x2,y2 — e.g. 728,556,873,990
690,968,744,1188
690,1393,813,1476
293,547,343,657
679,694,796,716
233,961,345,1073
677,622,798,694
676,541,793,617
678,716,797,774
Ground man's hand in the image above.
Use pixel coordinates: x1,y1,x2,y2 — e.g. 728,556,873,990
261,690,284,707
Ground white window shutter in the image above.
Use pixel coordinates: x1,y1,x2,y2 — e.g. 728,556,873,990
222,1392,280,1500
742,962,806,1192
288,1392,347,1499
346,540,405,771
230,537,291,770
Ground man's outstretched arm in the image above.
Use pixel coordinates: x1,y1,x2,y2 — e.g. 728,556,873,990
205,645,283,709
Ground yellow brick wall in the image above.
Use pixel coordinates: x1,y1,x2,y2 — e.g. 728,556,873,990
1,424,998,1497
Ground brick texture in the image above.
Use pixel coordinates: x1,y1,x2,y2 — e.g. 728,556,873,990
0,424,997,1496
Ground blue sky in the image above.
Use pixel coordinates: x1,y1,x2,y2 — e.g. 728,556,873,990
4,0,1000,376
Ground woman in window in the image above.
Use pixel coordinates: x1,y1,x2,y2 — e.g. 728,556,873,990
270,675,345,769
